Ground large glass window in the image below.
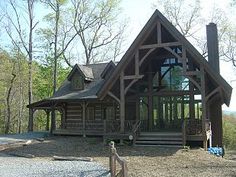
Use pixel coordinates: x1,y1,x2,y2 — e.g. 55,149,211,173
160,58,189,91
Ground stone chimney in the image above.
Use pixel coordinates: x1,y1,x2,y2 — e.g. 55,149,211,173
206,23,220,73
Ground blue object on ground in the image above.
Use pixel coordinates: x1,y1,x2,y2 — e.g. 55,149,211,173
208,147,224,157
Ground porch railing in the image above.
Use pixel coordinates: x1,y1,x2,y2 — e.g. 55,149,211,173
182,118,212,146
104,120,138,134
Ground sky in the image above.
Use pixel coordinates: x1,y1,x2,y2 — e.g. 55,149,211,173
0,0,235,111
119,0,236,112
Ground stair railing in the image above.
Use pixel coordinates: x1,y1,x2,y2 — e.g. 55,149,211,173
132,120,141,144
182,119,187,146
109,141,128,177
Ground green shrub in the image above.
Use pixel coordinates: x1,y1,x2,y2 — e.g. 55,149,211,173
223,114,236,150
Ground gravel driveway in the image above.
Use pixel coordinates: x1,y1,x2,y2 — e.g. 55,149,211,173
0,153,110,177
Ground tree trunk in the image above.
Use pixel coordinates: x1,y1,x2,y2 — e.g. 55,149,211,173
53,2,60,94
5,70,16,134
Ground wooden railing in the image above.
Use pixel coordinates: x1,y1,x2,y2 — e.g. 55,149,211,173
109,141,128,177
132,120,141,144
182,119,187,146
104,120,137,133
182,118,212,146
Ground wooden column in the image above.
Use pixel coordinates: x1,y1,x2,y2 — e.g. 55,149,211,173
189,61,195,119
148,64,153,130
200,65,207,149
120,71,125,134
209,99,222,147
82,102,86,137
50,108,56,134
45,110,50,131
28,108,34,132
61,107,66,129
135,96,140,121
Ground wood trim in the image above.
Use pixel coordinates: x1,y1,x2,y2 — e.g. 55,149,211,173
139,42,181,49
206,87,221,102
183,71,200,76
186,76,201,92
135,51,139,76
157,20,162,44
120,71,125,133
108,91,120,104
163,46,183,63
125,79,138,94
139,48,156,66
123,75,144,80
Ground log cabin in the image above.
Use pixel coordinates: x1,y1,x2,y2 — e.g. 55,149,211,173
28,10,232,149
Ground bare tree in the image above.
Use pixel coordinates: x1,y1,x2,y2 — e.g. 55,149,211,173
40,0,77,93
3,0,38,131
70,0,126,65
5,63,16,134
153,0,201,37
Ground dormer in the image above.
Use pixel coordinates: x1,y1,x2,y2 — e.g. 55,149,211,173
100,61,116,80
67,64,94,90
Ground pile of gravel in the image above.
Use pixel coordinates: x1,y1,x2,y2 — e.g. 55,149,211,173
0,153,110,177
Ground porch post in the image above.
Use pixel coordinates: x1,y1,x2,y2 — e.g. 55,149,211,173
200,65,207,149
28,108,34,132
120,71,125,134
45,110,50,131
148,64,153,130
82,102,86,137
135,96,140,121
50,108,56,134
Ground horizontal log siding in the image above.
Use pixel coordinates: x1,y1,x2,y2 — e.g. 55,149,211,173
66,103,82,129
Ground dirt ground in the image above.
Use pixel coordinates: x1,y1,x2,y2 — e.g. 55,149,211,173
1,136,236,177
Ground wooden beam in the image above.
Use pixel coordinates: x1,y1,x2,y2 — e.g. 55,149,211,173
183,71,200,76
139,48,156,66
82,102,86,137
125,79,138,94
108,91,120,104
148,64,153,131
182,47,187,72
139,42,181,49
186,76,201,92
123,75,144,80
135,51,139,76
120,71,125,134
200,65,207,150
163,46,183,63
28,108,34,132
206,87,221,102
157,20,162,44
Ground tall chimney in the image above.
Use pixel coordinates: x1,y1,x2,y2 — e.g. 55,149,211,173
206,23,220,73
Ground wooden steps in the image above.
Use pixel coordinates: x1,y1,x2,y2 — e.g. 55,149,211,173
135,132,183,147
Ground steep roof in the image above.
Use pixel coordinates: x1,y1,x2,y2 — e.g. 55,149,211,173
28,63,109,108
67,64,94,81
98,9,232,106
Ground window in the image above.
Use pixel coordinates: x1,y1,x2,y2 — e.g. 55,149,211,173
71,74,83,90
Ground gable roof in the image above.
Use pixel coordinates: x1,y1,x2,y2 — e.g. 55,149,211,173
100,60,116,79
67,64,94,81
97,9,232,106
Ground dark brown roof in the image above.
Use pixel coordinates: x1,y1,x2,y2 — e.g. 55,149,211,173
28,62,110,107
67,64,94,81
97,9,232,106
51,63,108,100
